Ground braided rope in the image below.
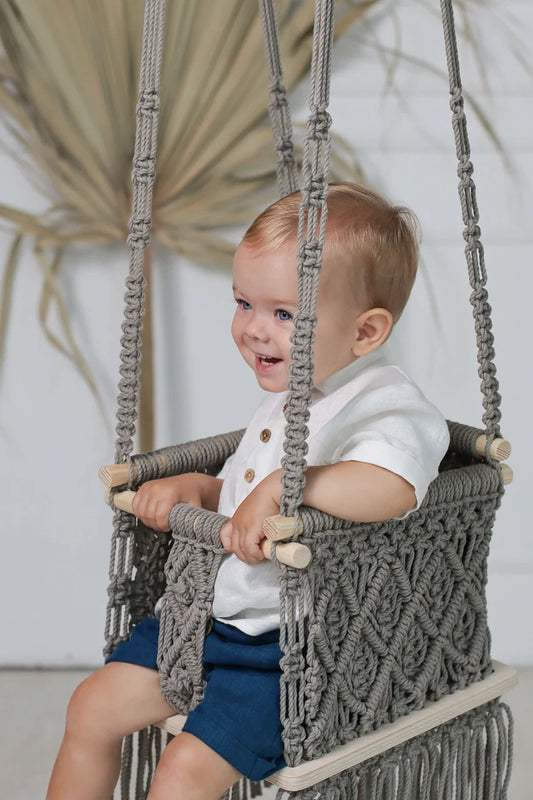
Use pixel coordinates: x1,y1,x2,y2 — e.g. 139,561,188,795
114,0,165,464
258,0,298,197
105,0,165,653
104,9,166,795
440,0,502,450
279,0,335,519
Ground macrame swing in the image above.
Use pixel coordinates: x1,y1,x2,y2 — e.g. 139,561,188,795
100,0,516,797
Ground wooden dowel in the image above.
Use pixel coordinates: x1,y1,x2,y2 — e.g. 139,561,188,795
501,463,513,485
263,514,303,542
99,437,510,489
99,463,132,488
107,490,312,570
99,454,168,489
475,435,511,462
108,489,136,513
261,539,311,569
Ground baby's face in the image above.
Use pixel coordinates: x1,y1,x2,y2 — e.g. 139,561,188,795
231,239,358,392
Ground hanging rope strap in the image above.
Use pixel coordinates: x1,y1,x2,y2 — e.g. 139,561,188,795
271,0,504,521
440,0,502,448
114,0,165,464
105,0,165,655
258,0,298,197
278,0,336,519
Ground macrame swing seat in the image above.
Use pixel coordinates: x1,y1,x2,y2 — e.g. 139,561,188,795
101,1,516,797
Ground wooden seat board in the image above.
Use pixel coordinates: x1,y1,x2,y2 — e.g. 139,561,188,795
155,661,517,791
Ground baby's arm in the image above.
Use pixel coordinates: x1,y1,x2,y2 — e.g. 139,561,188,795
220,462,415,564
132,473,223,531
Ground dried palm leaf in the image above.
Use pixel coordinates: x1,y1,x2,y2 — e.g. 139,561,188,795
0,0,372,440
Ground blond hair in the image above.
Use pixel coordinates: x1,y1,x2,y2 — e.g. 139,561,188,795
243,182,420,322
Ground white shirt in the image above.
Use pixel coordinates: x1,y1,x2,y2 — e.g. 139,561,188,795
213,351,450,635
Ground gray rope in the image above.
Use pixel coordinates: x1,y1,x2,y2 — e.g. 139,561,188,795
279,0,335,519
114,0,165,464
440,0,502,449
105,0,165,658
270,0,505,517
276,701,513,800
258,0,298,197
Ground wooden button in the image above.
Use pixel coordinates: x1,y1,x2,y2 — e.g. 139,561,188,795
260,428,271,443
244,468,255,483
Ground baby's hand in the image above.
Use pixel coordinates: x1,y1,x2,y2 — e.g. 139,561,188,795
220,470,282,564
132,473,221,531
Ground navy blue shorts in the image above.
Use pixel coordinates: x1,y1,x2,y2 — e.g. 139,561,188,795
106,618,285,781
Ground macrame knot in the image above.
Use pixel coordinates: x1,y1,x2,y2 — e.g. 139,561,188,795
293,312,318,331
449,87,465,119
132,154,156,184
277,136,295,164
463,218,481,240
470,285,491,310
127,217,151,249
457,155,474,181
289,354,315,381
290,315,317,353
124,272,145,293
138,88,160,115
308,107,332,141
279,650,306,680
281,452,309,482
303,176,328,208
286,372,314,403
300,241,323,273
270,80,289,108
282,421,311,451
107,574,134,606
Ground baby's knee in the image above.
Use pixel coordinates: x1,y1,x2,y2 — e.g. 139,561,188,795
65,670,115,742
154,735,201,784
150,733,239,799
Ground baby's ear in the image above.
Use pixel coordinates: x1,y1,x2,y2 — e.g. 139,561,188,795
351,308,393,356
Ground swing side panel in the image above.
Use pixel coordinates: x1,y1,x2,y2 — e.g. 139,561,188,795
279,459,502,765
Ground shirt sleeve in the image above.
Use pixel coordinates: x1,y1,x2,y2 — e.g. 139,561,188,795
324,380,450,510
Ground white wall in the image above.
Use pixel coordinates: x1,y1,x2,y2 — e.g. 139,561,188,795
1,0,531,667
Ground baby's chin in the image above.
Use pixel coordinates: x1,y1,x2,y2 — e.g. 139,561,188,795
253,373,289,393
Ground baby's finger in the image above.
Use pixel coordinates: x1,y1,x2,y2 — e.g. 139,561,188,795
237,529,265,564
220,521,234,551
154,503,171,532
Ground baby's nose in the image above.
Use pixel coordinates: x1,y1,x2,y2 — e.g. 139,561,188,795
245,313,270,341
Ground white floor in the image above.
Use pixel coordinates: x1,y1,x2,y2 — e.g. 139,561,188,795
1,669,531,799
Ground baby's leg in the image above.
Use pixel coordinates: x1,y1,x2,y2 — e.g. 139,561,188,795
46,662,175,800
148,732,241,800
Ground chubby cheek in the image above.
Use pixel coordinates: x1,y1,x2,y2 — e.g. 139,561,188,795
231,314,246,350
231,316,251,364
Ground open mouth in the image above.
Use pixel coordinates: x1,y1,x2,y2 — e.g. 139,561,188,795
255,354,282,370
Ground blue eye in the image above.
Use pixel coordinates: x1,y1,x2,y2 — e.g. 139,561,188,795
237,299,252,310
276,309,292,322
